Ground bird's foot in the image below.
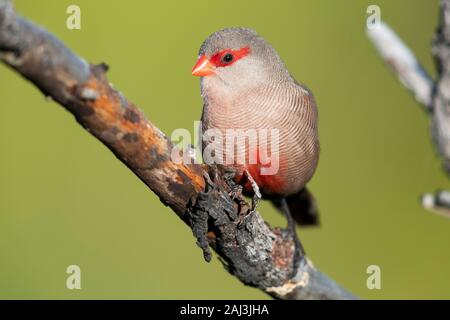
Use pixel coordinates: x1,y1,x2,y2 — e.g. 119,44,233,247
236,170,261,227
244,169,261,213
229,184,243,201
222,166,237,183
221,167,244,200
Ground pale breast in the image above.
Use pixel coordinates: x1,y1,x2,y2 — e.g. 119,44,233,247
201,80,319,196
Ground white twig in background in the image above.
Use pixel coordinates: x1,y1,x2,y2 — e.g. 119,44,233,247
367,2,450,217
366,22,434,110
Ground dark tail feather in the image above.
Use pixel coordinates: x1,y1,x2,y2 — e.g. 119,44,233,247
272,188,320,226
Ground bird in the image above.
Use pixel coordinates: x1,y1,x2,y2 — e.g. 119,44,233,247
191,28,320,240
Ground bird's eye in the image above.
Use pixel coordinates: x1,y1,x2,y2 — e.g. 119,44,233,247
222,53,234,63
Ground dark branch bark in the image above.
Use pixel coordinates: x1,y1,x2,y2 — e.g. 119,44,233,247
0,0,355,299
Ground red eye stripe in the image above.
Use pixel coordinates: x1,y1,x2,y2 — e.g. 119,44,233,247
210,47,251,68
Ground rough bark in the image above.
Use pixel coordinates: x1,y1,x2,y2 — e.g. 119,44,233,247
0,0,355,299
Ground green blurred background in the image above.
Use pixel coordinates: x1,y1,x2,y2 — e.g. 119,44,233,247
0,0,448,299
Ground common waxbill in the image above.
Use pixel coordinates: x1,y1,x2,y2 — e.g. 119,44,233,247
192,27,320,226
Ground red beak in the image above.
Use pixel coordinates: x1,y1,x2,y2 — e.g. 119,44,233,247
191,55,216,76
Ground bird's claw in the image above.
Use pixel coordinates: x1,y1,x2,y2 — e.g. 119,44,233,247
236,170,261,227
245,169,261,213
222,167,237,183
229,184,243,200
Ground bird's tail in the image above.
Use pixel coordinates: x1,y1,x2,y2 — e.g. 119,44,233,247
272,187,320,226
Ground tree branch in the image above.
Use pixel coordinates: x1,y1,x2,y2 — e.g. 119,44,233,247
367,2,450,218
0,0,355,299
366,22,434,110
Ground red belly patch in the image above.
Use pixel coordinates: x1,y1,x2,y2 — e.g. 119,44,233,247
233,146,285,196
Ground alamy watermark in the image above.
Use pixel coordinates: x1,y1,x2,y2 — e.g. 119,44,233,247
170,121,280,176
366,5,381,30
66,264,81,290
66,5,81,30
366,264,381,290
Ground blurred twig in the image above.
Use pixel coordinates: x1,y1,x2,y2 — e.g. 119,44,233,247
422,190,450,218
367,1,450,218
366,22,434,109
0,0,355,299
